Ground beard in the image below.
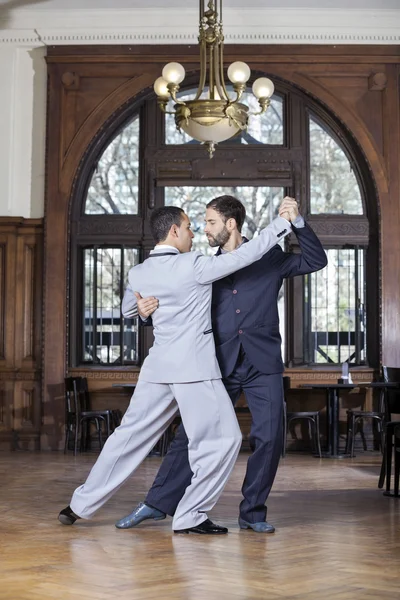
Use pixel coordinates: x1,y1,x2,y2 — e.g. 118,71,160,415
207,225,230,248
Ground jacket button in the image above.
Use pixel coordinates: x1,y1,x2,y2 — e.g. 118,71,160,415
239,329,243,334
236,309,241,314
232,289,237,294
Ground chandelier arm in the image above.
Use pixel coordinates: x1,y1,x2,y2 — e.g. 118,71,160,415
218,35,232,103
156,98,176,115
159,106,178,116
249,97,271,116
194,37,207,101
167,83,186,106
230,88,244,105
214,40,229,101
209,44,215,99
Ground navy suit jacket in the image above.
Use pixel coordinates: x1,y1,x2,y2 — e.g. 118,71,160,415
212,223,327,378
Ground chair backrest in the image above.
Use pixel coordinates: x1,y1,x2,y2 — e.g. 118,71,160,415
77,377,91,412
65,376,79,417
381,366,400,418
64,376,91,416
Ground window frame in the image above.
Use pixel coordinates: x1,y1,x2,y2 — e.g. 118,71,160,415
304,244,367,366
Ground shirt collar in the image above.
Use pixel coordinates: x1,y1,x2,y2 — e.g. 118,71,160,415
218,236,248,255
151,244,180,254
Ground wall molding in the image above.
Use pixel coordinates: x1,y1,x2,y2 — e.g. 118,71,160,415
1,8,400,46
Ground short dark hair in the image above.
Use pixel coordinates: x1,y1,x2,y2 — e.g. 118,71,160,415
150,206,185,243
206,195,246,232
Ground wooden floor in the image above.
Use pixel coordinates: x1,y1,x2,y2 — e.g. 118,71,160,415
1,451,400,600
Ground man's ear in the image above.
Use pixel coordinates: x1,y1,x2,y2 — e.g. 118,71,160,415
226,217,237,232
170,224,179,238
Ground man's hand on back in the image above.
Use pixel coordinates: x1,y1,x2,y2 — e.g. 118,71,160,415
278,196,299,222
134,292,159,319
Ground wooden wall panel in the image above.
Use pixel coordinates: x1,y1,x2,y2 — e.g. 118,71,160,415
0,243,5,360
0,231,16,370
0,219,43,450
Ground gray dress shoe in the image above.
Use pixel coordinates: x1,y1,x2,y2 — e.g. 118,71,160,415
238,517,275,533
115,502,166,529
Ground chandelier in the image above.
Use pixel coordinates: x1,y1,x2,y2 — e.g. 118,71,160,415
153,0,275,158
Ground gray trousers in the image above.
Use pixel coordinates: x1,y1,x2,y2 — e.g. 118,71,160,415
70,378,242,530
146,355,283,523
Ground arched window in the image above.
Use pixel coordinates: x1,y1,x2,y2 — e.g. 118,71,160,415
69,79,377,369
307,114,367,365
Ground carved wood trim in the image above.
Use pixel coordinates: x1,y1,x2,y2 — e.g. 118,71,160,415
286,367,376,387
368,72,388,91
306,216,369,244
77,218,143,236
67,369,140,383
0,371,41,381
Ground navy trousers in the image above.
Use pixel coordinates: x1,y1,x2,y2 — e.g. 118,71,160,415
146,351,284,523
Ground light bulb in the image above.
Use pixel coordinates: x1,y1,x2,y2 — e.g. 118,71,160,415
153,77,169,98
252,77,274,99
227,61,251,84
162,62,186,85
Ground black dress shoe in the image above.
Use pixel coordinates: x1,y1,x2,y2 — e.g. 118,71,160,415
58,505,81,525
174,518,228,535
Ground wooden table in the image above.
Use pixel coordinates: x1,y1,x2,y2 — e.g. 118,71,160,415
300,382,400,459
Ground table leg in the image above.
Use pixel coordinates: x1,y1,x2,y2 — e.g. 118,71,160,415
382,427,400,497
320,388,351,459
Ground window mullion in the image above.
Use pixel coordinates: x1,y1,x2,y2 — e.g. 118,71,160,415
120,247,125,366
93,246,98,365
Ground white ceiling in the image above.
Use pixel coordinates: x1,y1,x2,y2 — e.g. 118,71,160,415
0,0,400,10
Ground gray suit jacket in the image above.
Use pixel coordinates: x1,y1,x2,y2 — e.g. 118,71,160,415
122,216,290,383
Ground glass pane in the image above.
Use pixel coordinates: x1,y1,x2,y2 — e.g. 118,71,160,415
165,185,285,359
83,247,139,365
357,248,366,364
165,88,284,145
83,249,94,361
309,248,366,364
123,248,140,364
85,116,139,215
309,116,363,215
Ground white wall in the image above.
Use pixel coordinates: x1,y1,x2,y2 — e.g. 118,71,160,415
0,44,46,218
0,5,399,219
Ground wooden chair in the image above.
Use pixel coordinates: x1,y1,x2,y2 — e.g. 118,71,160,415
64,376,121,455
282,377,322,458
378,366,400,495
345,385,385,457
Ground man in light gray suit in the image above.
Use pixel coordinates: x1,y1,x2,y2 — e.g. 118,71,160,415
58,204,291,534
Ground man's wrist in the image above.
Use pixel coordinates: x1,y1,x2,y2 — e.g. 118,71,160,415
292,215,305,228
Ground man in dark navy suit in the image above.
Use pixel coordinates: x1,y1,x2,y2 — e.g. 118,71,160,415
116,195,327,533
